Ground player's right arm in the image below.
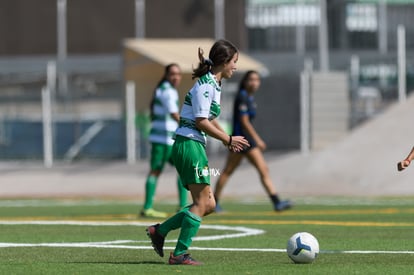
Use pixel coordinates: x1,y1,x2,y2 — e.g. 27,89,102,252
237,94,266,151
239,114,266,151
397,146,414,171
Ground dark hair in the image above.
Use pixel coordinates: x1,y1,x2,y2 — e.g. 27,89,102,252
156,63,180,88
238,70,259,91
192,39,238,79
150,63,180,119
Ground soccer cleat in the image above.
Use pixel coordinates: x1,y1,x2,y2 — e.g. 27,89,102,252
140,208,168,218
215,203,223,213
274,200,293,212
168,252,203,265
146,224,165,257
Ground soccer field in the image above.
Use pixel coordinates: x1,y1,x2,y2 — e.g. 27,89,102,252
0,198,413,274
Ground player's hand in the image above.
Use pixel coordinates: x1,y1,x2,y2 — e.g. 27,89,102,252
397,159,411,171
228,136,250,153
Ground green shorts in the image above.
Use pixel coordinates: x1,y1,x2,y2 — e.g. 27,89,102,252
172,135,210,189
150,142,173,171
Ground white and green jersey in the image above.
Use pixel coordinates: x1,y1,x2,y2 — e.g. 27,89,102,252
149,81,179,145
175,72,221,144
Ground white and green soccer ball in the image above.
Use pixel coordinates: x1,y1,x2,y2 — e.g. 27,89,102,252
286,232,319,264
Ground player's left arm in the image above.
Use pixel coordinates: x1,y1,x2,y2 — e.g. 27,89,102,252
170,112,180,123
210,119,235,148
210,119,225,133
196,117,249,152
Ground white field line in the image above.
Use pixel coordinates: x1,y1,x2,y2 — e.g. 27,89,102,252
0,200,143,208
1,198,414,208
0,241,413,255
0,220,264,243
0,220,413,255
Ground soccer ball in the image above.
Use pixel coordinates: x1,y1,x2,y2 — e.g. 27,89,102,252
286,232,319,264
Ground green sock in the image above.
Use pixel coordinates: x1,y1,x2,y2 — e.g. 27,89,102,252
177,177,188,209
157,205,191,237
173,210,202,256
143,175,157,210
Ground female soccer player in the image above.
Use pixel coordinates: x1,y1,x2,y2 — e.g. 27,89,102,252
140,63,188,218
213,70,292,212
146,39,249,265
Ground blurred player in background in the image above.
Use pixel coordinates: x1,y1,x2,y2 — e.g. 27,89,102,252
140,63,188,218
213,70,292,212
397,146,414,171
146,39,249,265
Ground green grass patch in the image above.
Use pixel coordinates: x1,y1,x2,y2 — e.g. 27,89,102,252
0,198,414,274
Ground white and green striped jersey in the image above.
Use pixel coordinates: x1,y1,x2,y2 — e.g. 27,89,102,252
175,72,221,145
149,81,179,145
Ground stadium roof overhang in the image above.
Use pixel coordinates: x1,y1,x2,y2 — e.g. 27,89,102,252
123,38,268,112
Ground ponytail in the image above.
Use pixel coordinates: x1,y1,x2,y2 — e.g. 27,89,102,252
192,39,238,80
192,47,213,79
